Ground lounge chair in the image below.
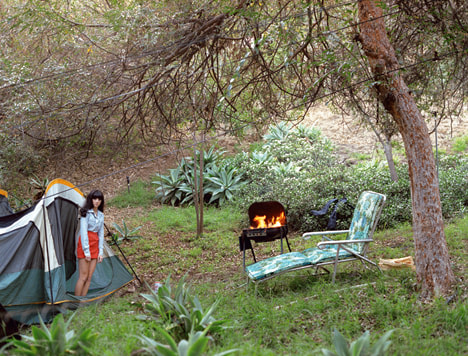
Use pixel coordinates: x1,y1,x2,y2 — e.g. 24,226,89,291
245,191,386,284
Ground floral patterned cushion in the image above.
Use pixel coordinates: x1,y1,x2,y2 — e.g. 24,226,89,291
347,191,385,252
246,246,359,281
302,246,355,263
246,252,309,281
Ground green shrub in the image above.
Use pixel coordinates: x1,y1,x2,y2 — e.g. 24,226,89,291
438,154,468,218
0,138,44,186
452,135,468,153
231,122,467,232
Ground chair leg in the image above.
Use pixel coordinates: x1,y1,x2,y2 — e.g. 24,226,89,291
316,266,330,274
332,247,341,283
358,255,383,273
355,257,383,278
359,258,370,270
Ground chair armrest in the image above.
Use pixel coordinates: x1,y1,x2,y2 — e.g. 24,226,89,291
317,239,374,260
317,239,373,248
302,230,349,240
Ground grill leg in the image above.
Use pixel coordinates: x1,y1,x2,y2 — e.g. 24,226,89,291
250,246,257,263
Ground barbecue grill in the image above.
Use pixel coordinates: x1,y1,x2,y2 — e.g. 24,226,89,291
240,201,291,269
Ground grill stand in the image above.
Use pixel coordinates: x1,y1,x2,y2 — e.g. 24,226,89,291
240,226,291,271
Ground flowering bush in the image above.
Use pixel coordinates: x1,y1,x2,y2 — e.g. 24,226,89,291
231,122,467,232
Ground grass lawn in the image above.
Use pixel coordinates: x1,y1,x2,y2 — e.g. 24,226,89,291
59,195,468,356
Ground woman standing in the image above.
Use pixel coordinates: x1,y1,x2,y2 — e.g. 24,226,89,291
75,190,105,296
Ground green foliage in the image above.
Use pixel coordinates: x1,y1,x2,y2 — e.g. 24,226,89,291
232,122,467,231
28,174,50,200
321,329,394,356
452,135,468,152
250,150,274,165
57,213,467,355
205,165,247,206
438,154,468,218
140,276,228,342
154,167,186,206
263,121,293,142
153,146,247,207
7,313,97,356
109,180,155,208
0,139,44,187
137,326,238,356
111,220,142,243
294,123,323,142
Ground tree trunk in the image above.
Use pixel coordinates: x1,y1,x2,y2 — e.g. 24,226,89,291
382,138,398,182
192,143,201,235
362,112,399,182
192,136,204,238
357,0,455,298
198,141,204,238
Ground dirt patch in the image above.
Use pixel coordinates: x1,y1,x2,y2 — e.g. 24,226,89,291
303,104,468,158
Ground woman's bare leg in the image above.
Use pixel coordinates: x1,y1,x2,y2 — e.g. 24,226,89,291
75,258,90,296
80,259,98,296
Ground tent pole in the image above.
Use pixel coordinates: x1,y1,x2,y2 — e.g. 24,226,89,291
42,202,55,305
104,223,142,285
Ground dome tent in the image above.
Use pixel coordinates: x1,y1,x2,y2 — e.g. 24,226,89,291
0,179,134,324
0,189,13,216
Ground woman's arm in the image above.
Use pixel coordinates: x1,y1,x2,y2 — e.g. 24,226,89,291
98,214,104,259
80,213,91,258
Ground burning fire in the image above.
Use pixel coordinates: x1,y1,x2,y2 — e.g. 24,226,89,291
251,212,286,229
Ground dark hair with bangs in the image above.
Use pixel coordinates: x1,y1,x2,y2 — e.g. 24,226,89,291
80,189,105,217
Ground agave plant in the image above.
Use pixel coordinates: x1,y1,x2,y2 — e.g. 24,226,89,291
294,124,322,142
271,161,301,176
140,276,228,342
181,146,225,174
195,145,225,169
111,220,142,243
6,313,97,356
153,146,230,207
153,167,185,206
250,150,274,165
321,328,394,356
137,326,237,356
263,121,293,143
29,174,50,200
205,165,247,206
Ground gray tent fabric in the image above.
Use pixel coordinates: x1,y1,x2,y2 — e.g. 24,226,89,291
0,179,134,324
0,195,14,217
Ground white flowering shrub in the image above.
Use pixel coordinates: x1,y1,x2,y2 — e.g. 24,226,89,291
230,122,467,232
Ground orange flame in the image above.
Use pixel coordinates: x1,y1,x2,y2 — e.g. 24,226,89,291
251,212,285,229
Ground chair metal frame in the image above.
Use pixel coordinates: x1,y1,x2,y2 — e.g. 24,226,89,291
245,191,386,286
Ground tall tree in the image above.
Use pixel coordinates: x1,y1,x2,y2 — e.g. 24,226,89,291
357,0,456,298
